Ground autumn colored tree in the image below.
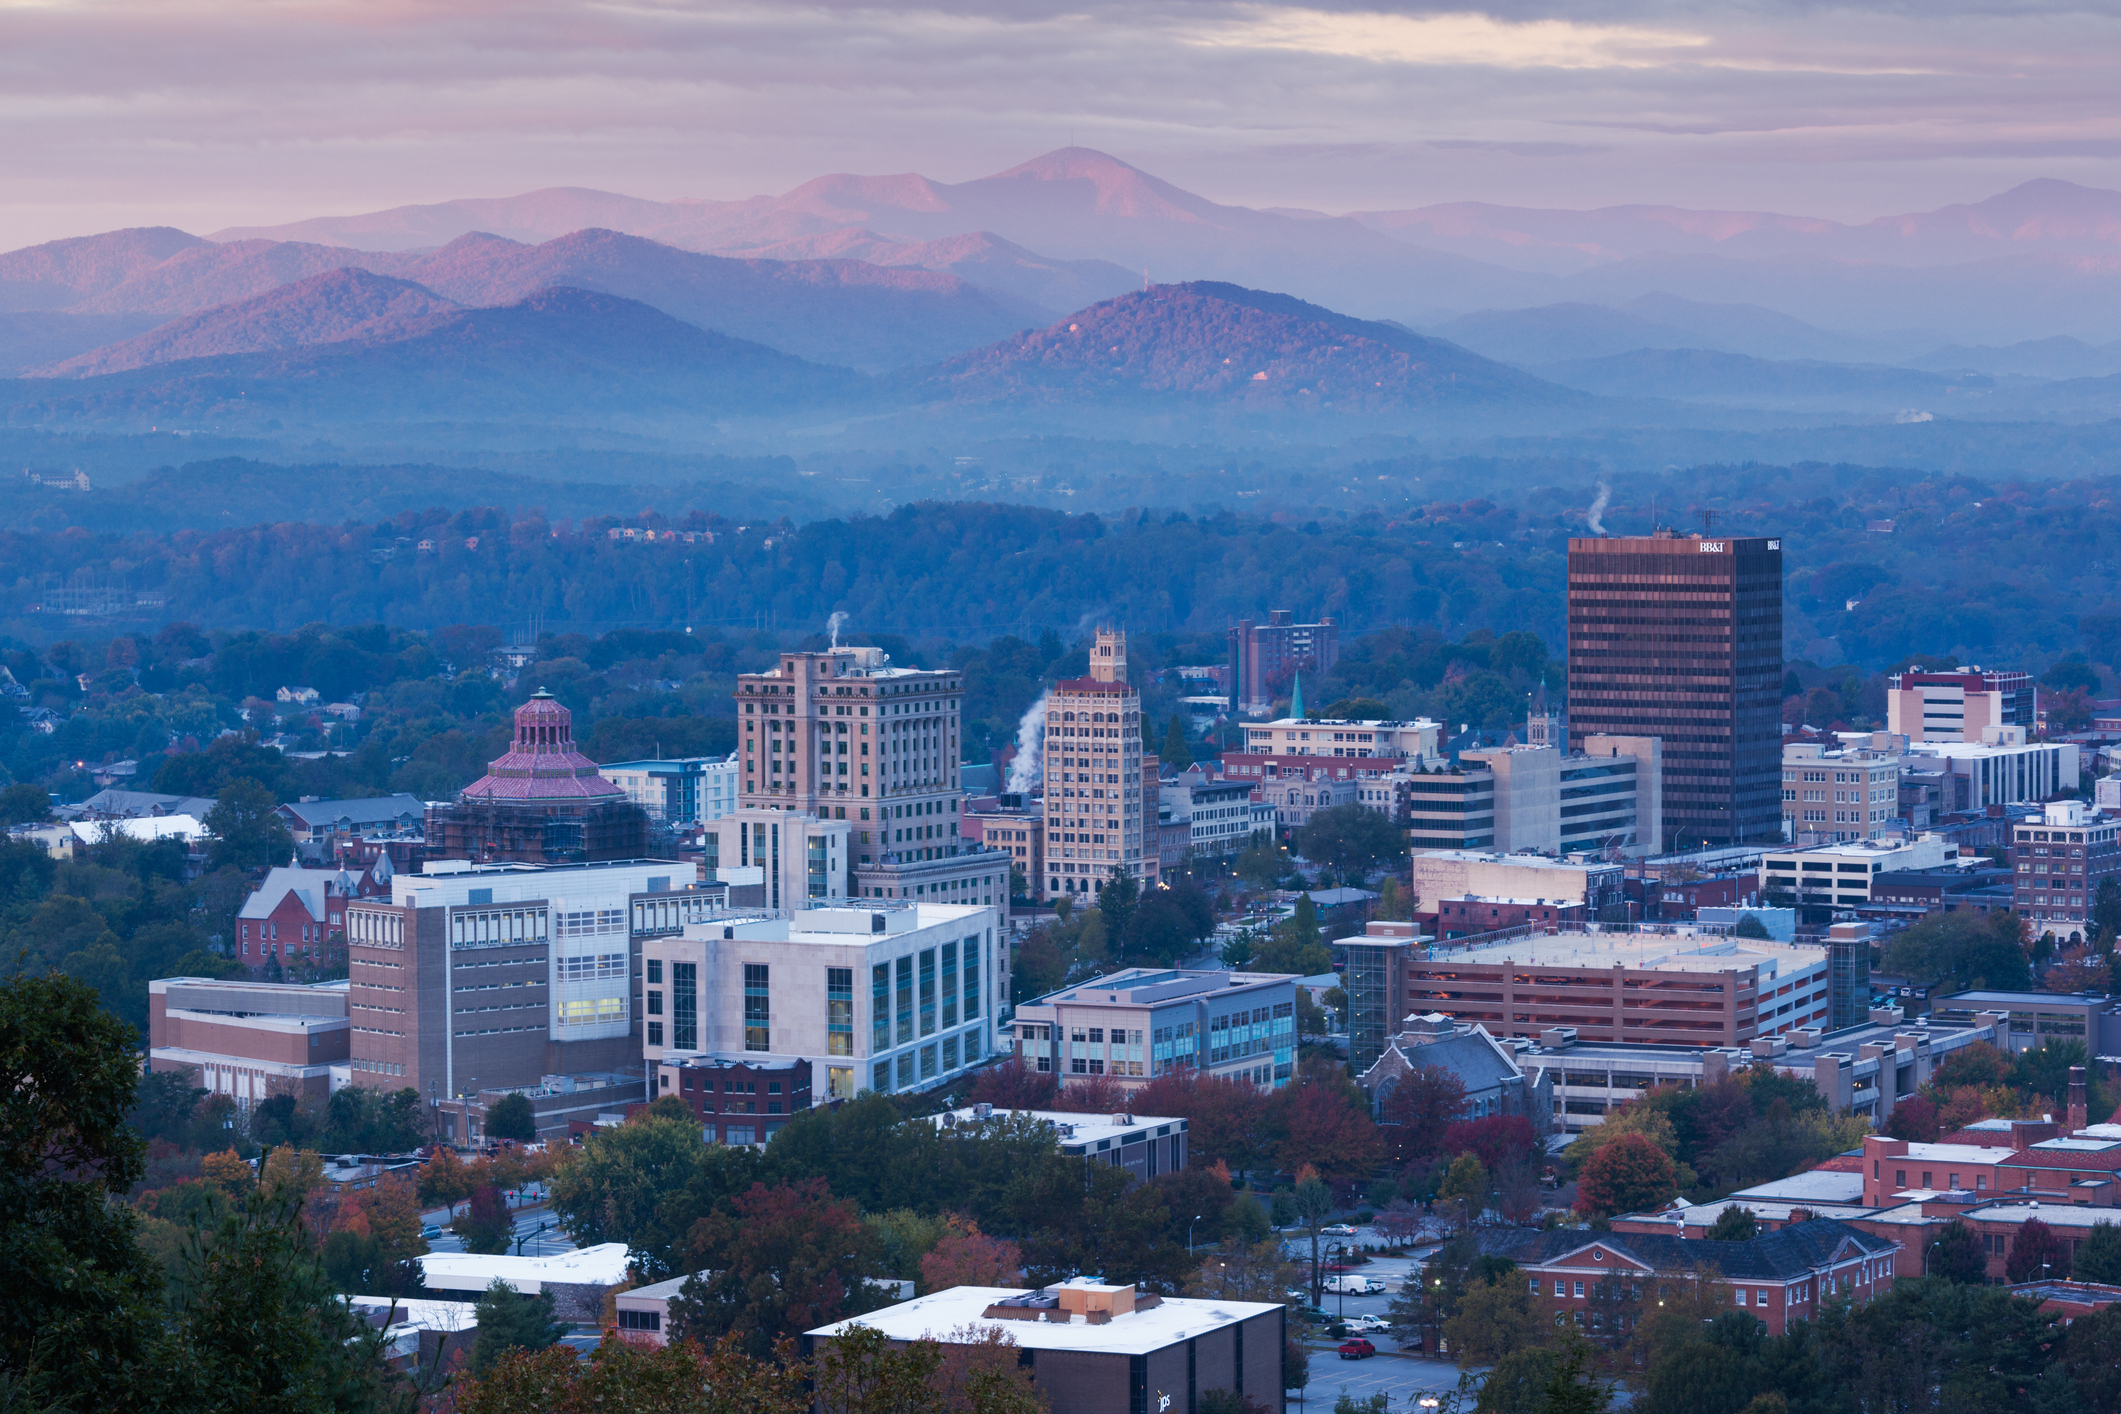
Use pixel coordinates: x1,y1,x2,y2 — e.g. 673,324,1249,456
417,1145,476,1219
454,1184,514,1255
674,1179,882,1359
459,1329,810,1414
1574,1134,1678,1219
920,1229,1024,1293
1882,1094,1940,1144
1130,1068,1270,1174
201,1147,255,1195
2006,1215,2070,1283
1185,1237,1303,1305
963,1056,1058,1111
1263,1066,1384,1181
1048,1074,1130,1114
1926,1220,1988,1284
1440,1114,1536,1173
1374,1063,1468,1168
1444,1278,1547,1369
1561,1095,1679,1167
1439,1153,1490,1229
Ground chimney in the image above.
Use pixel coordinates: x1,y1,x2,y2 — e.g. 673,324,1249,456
2069,1066,2088,1134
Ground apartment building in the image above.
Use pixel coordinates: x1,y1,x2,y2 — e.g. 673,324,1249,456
2011,798,2121,939
1405,928,1830,1047
1567,533,1785,849
643,901,1001,1102
1229,608,1341,715
1041,629,1157,900
1886,666,2035,743
343,857,717,1100
928,1106,1191,1182
734,646,1012,917
1782,736,1905,843
601,756,740,825
148,976,350,1107
1159,774,1271,861
1012,967,1301,1091
964,798,1042,895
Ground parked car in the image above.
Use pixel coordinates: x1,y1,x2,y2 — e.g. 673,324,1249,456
1293,1306,1332,1324
1321,1223,1359,1237
1344,1315,1391,1335
1337,1339,1377,1360
420,1225,442,1240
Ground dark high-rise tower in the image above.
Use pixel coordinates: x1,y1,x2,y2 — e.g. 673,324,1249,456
1567,532,1783,851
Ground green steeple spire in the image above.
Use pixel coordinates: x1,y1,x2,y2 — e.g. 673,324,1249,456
1291,670,1305,721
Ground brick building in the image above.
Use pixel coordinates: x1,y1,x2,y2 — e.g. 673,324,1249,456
148,976,349,1108
1511,1219,1899,1337
653,1054,813,1145
1229,609,1340,716
2012,798,2121,941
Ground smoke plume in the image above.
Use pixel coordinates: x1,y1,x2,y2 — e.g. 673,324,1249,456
827,611,847,650
1587,481,1610,536
1005,691,1050,794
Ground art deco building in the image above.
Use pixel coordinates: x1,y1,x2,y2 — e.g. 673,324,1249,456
425,691,649,864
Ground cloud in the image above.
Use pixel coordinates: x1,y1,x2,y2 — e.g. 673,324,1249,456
1187,7,1711,70
0,0,2114,245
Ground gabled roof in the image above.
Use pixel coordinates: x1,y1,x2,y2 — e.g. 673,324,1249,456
1363,1024,1524,1097
238,866,356,922
1513,1217,1895,1282
277,794,426,828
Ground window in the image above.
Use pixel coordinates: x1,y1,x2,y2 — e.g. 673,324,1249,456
964,937,980,1018
896,1053,914,1089
826,967,853,1056
1572,1281,1583,1298
1735,1290,1748,1306
647,990,663,1015
873,965,891,1050
647,1021,663,1047
743,964,769,1052
919,949,937,1037
941,942,959,1029
896,957,914,1045
943,1035,959,1071
873,1061,890,1094
616,1309,661,1332
672,962,698,1051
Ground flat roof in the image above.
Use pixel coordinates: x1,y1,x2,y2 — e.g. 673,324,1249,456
1963,1202,2121,1229
618,1273,699,1302
1894,1141,2018,1164
1414,850,1609,871
417,1242,630,1294
347,1296,479,1332
1937,990,2112,1008
1026,968,1297,1007
927,1107,1186,1149
1430,930,1825,977
1729,1171,1868,1203
806,1285,1281,1356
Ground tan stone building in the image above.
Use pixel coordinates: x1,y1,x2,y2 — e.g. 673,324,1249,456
1040,629,1157,900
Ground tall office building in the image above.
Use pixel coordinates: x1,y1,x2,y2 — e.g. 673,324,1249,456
1228,610,1340,716
1567,532,1784,850
1043,628,1158,899
732,647,1009,916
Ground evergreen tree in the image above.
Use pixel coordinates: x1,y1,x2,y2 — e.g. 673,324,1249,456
1161,715,1193,770
484,1093,536,1143
1705,1205,1759,1241
471,1280,565,1374
2072,1221,2121,1285
1926,1220,1988,1284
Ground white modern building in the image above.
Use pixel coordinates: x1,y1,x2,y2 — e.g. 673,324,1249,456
643,901,1003,1103
1903,729,2078,812
1760,834,1959,911
601,756,740,825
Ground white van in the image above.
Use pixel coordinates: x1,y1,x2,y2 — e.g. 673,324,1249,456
1322,1274,1389,1295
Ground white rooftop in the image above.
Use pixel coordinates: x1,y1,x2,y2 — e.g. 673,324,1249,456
1896,1141,2018,1164
2078,1123,2121,1141
69,814,204,845
1729,1170,1867,1204
1440,929,1826,979
927,1107,1186,1150
346,1295,478,1332
2028,1137,2121,1154
806,1285,1282,1357
1415,850,1605,871
416,1242,631,1294
703,902,994,945
1963,1202,2121,1229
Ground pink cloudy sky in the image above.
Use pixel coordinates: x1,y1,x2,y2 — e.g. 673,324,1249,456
3,0,2119,247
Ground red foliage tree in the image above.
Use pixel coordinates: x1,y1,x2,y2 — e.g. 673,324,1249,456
2006,1216,2071,1283
1131,1069,1270,1172
678,1178,878,1358
1374,1063,1469,1168
1049,1074,1131,1114
964,1056,1058,1111
1882,1094,1940,1144
1264,1074,1384,1182
1440,1114,1536,1173
920,1230,1024,1293
1573,1134,1678,1219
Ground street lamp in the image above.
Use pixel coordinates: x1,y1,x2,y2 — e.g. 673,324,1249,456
1188,1215,1204,1256
1326,1242,1348,1325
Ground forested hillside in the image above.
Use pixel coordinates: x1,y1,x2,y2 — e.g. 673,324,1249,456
8,465,2121,681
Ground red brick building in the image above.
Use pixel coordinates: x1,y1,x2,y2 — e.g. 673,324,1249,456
1511,1219,1898,1337
235,865,388,972
654,1054,813,1145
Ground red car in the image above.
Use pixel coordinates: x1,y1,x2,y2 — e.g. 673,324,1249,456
1337,1339,1376,1360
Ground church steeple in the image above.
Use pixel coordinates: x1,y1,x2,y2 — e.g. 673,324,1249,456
1290,670,1305,721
